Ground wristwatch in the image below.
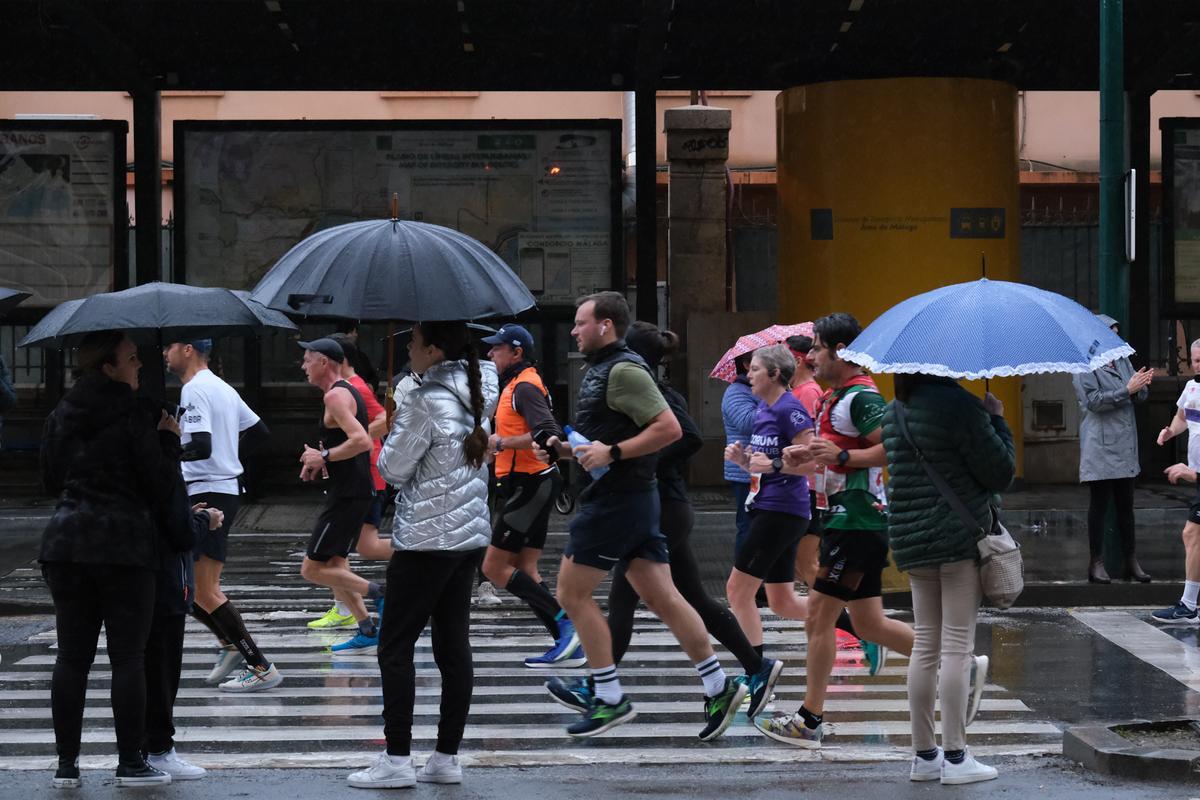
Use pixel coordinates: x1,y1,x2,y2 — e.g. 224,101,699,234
320,448,331,462
495,439,505,452
610,443,623,462
771,457,784,473
837,449,851,467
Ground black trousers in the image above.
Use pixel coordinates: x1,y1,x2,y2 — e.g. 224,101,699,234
378,549,481,757
144,613,186,754
1086,477,1136,557
608,497,761,673
42,562,156,763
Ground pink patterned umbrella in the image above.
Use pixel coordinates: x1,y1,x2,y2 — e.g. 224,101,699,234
709,322,815,382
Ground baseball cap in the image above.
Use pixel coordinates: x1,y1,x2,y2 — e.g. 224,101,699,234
298,337,345,363
167,337,213,354
481,323,534,353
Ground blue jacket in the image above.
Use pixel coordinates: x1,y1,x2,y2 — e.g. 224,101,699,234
721,377,756,483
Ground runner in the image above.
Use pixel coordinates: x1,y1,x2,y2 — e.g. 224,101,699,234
295,338,385,655
163,338,281,693
306,334,393,630
754,313,914,747
1153,339,1200,623
548,322,783,720
535,292,745,741
478,324,582,668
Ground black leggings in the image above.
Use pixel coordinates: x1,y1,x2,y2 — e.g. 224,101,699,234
608,497,762,674
144,613,186,754
379,549,481,757
43,562,156,764
1086,477,1135,557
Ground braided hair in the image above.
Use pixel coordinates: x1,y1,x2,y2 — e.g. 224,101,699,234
415,321,489,469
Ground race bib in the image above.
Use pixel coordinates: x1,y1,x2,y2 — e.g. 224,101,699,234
745,473,761,510
813,465,846,511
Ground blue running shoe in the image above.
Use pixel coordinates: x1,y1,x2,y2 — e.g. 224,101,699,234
331,631,379,655
567,695,636,738
1152,602,1199,625
525,619,584,668
545,676,592,712
744,657,784,719
862,640,888,676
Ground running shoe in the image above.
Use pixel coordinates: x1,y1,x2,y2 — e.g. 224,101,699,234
567,695,636,738
204,644,245,685
114,760,171,787
755,712,824,748
218,664,283,692
146,748,206,781
743,657,784,719
699,677,748,741
331,631,379,655
862,640,889,676
52,757,80,789
965,655,989,727
546,676,593,713
1152,602,1199,625
475,581,502,606
308,606,357,629
347,753,415,789
525,619,583,668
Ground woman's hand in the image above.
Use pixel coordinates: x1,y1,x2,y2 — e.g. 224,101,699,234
1126,367,1154,396
724,442,749,467
157,410,180,437
983,391,1004,416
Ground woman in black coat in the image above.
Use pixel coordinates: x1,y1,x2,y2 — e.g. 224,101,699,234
39,330,182,789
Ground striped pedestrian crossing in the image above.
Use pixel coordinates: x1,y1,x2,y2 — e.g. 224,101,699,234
0,526,1062,771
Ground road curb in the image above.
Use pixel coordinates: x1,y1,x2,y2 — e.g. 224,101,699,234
1063,719,1200,782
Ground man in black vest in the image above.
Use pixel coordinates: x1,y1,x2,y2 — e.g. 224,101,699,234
536,292,745,741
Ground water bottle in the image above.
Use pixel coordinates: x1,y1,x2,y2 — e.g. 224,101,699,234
564,425,609,480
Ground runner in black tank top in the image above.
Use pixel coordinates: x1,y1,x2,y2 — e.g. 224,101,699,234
297,339,387,656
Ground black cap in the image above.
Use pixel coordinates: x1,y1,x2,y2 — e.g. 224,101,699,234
298,337,345,363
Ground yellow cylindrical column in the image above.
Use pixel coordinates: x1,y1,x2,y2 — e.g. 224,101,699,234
777,78,1022,591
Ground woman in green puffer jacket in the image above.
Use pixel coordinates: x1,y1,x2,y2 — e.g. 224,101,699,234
881,374,1014,785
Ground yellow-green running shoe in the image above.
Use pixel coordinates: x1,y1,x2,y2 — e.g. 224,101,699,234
307,606,357,629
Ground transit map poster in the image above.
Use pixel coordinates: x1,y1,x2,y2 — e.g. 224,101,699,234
176,121,620,307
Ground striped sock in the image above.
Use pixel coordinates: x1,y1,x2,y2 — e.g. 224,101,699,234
695,654,727,697
590,664,623,705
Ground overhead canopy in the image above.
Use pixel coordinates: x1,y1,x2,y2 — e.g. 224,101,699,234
4,0,1199,93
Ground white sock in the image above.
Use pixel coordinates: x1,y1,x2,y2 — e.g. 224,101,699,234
590,664,623,704
384,753,411,767
1182,581,1200,610
695,654,728,697
335,600,351,616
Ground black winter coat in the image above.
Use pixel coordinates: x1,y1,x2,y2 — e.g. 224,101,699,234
39,372,182,569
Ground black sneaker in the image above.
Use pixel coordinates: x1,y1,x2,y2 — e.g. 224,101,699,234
52,757,80,789
699,677,748,741
566,695,636,738
546,676,593,713
744,657,784,719
114,760,171,787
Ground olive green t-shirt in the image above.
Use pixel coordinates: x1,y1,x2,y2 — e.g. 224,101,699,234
606,362,669,427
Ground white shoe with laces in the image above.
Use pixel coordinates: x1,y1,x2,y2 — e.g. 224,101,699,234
909,748,943,782
941,749,998,785
348,753,416,789
966,655,989,726
218,664,283,692
417,753,462,784
475,581,502,606
147,748,206,780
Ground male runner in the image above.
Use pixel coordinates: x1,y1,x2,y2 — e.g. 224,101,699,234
479,324,583,668
296,338,385,654
307,334,393,629
163,338,280,692
536,292,745,741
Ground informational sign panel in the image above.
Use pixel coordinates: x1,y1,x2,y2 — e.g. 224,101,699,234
1164,119,1200,314
0,121,126,307
176,121,620,306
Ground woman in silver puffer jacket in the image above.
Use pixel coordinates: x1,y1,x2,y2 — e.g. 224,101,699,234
350,321,498,789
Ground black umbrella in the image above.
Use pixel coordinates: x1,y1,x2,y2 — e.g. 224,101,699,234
230,290,300,332
248,218,537,322
17,282,295,349
0,288,31,317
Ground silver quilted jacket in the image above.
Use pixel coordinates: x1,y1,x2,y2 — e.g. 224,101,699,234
378,359,498,552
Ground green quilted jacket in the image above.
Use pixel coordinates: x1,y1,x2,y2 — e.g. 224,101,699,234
881,377,1016,572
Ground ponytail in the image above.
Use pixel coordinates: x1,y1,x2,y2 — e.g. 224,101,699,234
626,319,680,368
462,344,488,469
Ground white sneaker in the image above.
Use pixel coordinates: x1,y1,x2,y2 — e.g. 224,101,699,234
910,748,943,782
205,645,245,685
348,752,416,789
218,664,283,693
966,655,988,727
417,753,462,784
941,749,998,785
147,748,206,781
475,581,502,606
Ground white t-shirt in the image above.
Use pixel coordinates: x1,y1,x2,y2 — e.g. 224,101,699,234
181,369,260,496
1177,380,1200,471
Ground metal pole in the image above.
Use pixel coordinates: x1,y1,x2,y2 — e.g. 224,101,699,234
635,83,658,323
1099,0,1127,330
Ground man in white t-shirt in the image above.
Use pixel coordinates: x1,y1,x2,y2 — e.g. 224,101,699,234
164,338,280,692
1154,339,1200,624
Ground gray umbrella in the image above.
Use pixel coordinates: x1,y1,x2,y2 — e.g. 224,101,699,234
17,282,294,349
230,290,299,332
249,218,537,321
0,288,31,316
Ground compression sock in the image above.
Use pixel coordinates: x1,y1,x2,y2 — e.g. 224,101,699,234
191,606,230,647
506,570,563,637
754,644,765,658
211,601,270,670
